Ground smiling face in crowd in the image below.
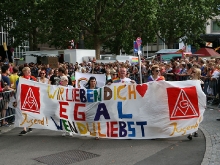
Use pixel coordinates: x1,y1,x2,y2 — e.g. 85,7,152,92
119,67,127,79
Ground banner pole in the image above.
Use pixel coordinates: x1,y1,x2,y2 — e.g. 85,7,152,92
138,52,142,84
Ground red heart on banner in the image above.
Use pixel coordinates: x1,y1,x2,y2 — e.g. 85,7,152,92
136,84,148,97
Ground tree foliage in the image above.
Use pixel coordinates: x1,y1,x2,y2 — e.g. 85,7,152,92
1,0,220,57
154,0,219,48
0,0,52,50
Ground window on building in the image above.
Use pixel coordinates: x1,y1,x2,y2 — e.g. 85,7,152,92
212,20,220,32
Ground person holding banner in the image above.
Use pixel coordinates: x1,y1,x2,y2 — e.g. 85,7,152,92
187,68,203,140
84,76,98,90
147,65,165,82
107,67,135,85
17,67,37,135
37,70,49,84
84,76,99,140
60,76,74,137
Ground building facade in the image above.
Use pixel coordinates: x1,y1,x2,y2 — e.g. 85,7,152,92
0,20,30,59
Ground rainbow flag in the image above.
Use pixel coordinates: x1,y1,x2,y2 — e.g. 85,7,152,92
112,78,121,83
132,57,138,63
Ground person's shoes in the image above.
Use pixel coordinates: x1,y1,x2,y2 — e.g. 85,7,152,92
27,128,33,132
19,130,27,136
216,119,220,121
8,122,14,125
62,132,67,137
2,123,10,127
187,135,193,140
69,132,73,136
194,132,198,137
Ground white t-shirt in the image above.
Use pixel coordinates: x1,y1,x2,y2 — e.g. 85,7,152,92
120,77,131,83
38,77,49,84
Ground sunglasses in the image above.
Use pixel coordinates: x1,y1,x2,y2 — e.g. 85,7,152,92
155,70,160,72
40,73,45,75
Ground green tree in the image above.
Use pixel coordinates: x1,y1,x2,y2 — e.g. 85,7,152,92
103,0,157,55
45,0,79,49
154,0,218,48
49,0,157,59
1,0,52,50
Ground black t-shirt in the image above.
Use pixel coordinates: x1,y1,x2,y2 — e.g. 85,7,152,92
100,68,106,74
49,75,61,85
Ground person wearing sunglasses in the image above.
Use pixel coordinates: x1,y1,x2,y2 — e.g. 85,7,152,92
112,72,120,83
147,65,165,82
37,70,49,84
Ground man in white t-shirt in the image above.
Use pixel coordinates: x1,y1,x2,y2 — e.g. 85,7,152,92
107,67,135,84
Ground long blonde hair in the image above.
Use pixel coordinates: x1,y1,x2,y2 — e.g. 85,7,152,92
192,68,201,80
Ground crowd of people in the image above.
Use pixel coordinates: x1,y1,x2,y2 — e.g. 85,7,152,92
0,54,220,138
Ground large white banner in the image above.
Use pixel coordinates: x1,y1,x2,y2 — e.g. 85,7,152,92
75,72,106,88
15,78,206,139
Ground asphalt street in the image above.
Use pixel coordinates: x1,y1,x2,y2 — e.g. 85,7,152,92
0,127,205,165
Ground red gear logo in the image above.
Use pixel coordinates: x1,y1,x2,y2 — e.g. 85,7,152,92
167,87,200,120
20,84,40,114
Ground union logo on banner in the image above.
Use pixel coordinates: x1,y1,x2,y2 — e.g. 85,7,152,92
20,84,40,114
167,87,199,120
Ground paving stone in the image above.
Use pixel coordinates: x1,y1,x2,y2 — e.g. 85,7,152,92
201,105,220,165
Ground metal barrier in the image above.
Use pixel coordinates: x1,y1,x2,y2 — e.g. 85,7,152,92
0,91,16,126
